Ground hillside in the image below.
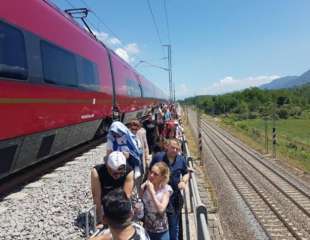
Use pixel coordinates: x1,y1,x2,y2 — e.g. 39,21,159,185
260,69,310,90
260,76,298,89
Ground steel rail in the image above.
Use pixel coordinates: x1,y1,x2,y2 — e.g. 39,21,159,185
201,123,308,239
202,118,310,197
201,120,310,218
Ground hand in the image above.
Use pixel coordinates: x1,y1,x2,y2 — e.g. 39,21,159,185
96,223,104,229
178,181,186,190
146,180,155,193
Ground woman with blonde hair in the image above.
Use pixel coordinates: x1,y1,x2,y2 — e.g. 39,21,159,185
141,162,172,240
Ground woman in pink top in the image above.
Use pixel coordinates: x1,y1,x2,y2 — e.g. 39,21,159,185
141,162,173,240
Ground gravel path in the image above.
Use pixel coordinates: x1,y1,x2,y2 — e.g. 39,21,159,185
0,144,105,240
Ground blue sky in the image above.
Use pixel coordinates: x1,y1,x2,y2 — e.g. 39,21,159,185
50,0,310,99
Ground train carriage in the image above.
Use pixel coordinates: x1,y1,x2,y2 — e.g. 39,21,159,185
0,0,167,179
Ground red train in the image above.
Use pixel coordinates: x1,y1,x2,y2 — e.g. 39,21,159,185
0,0,167,179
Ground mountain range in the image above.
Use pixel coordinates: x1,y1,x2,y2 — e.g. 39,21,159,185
260,69,310,89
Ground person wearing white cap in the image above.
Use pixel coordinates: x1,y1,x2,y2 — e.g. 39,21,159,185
91,151,134,225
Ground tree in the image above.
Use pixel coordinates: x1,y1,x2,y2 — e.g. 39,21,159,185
277,96,290,106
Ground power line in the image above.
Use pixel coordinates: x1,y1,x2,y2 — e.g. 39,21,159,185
79,0,123,42
78,0,150,68
63,0,75,8
60,0,162,70
163,0,171,44
61,0,103,39
146,0,165,55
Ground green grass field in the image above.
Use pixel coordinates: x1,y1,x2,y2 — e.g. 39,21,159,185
222,118,310,173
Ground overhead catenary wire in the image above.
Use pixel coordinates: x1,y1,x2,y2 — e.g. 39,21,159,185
59,0,102,39
164,0,171,45
146,0,165,56
59,0,165,70
77,0,149,67
63,0,75,8
79,0,123,43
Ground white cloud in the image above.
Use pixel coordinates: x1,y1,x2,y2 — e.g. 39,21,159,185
94,31,109,43
124,43,140,55
109,37,122,46
175,75,280,99
115,43,140,63
93,31,122,47
202,75,280,95
91,30,140,63
115,48,130,62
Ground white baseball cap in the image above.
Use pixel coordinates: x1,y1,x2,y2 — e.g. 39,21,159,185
107,151,126,171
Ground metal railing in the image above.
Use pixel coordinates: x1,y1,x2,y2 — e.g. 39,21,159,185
182,135,211,240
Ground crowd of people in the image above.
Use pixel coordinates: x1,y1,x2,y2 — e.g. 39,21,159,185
90,104,189,240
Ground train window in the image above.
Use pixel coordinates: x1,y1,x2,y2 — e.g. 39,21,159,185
127,79,141,97
0,21,28,80
79,57,99,91
41,41,78,87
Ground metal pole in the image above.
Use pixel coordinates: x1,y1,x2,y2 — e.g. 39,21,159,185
197,110,202,165
168,45,172,102
173,82,176,102
272,125,276,159
272,104,276,159
163,44,172,102
265,118,268,153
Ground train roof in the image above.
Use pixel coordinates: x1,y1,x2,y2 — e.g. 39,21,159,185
44,1,168,100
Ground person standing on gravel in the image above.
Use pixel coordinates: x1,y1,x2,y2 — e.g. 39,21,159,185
91,151,134,225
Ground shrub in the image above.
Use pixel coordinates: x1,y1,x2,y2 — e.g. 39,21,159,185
277,108,289,119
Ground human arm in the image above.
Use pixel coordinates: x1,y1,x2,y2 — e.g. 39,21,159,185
91,168,103,224
146,181,171,214
90,232,112,240
142,131,150,166
178,156,190,190
123,170,134,198
178,173,189,190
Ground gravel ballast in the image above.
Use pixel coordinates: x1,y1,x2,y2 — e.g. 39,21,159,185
0,144,105,240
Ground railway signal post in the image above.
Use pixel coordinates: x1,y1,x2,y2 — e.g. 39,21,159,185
197,109,203,166
272,106,276,159
264,117,268,154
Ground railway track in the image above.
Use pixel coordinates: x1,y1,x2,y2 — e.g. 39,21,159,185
201,119,310,240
